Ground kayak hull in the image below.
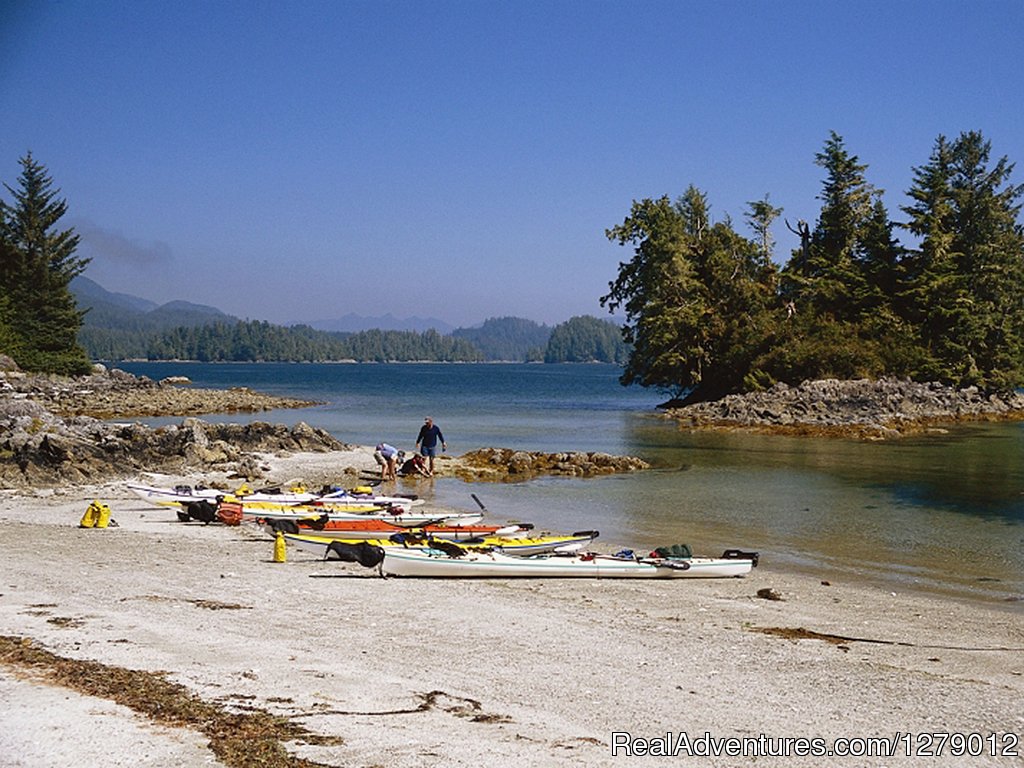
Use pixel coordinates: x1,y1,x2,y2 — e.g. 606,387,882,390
380,548,755,578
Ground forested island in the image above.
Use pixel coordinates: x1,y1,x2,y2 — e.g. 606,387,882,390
77,310,631,364
603,130,1024,403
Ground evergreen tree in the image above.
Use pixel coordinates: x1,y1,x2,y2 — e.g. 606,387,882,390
0,240,23,360
900,134,960,379
0,153,92,374
603,195,703,397
744,194,783,268
603,188,778,401
768,133,898,381
799,131,875,320
902,131,1024,390
855,198,919,374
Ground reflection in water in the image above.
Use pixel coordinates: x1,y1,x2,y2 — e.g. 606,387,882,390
618,418,1024,603
435,418,1024,605
626,417,1024,523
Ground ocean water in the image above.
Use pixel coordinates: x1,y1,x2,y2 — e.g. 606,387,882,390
117,362,1024,605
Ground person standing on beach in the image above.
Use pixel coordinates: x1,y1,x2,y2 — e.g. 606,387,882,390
415,417,446,477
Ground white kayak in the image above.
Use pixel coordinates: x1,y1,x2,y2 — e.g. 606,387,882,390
319,487,423,508
379,547,759,578
126,481,420,512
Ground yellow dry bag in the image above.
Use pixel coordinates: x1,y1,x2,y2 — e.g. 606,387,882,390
80,500,105,528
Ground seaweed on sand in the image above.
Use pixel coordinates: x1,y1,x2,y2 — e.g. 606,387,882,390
0,635,342,768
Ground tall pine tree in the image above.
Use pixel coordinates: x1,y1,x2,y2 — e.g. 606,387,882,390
801,131,875,319
769,133,897,381
902,132,1024,390
0,153,92,374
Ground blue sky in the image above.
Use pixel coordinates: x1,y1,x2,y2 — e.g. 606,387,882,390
2,1,1023,327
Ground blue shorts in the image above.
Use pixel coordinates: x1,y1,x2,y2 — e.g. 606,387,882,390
420,446,438,458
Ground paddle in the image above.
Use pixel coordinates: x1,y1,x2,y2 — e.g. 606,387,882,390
471,495,533,532
390,515,454,529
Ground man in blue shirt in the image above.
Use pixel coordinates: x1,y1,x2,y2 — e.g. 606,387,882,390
415,417,446,477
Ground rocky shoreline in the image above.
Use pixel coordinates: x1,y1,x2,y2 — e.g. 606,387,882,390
4,361,1023,488
665,377,1024,438
454,447,649,481
0,363,651,488
1,362,319,419
0,362,343,488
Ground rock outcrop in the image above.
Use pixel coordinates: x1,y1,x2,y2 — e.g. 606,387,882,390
1,364,318,419
0,365,342,488
0,363,652,487
452,448,649,482
0,403,345,488
665,378,1024,438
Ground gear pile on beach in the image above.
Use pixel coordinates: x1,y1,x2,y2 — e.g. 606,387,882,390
126,479,760,579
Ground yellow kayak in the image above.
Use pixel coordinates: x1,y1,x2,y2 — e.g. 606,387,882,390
282,529,599,559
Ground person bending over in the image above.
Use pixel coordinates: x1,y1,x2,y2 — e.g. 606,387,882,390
374,442,399,481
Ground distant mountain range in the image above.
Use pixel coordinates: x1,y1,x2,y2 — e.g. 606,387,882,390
72,276,454,333
71,276,627,363
72,276,235,331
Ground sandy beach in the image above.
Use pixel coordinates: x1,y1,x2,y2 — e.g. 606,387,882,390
0,450,1022,767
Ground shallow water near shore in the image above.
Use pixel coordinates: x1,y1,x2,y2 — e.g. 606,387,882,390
117,362,1024,605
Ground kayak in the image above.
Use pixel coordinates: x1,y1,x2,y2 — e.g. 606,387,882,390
243,496,419,514
320,487,422,506
246,505,484,528
127,481,311,508
282,529,600,558
127,481,420,511
245,487,424,512
260,518,537,541
379,547,758,578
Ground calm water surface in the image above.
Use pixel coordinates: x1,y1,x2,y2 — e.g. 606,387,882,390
117,362,1024,605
